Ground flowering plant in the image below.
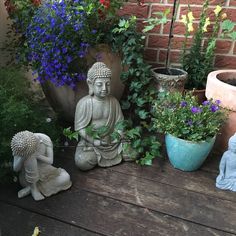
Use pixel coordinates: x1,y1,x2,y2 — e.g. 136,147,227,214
152,92,225,142
5,0,127,88
180,1,236,89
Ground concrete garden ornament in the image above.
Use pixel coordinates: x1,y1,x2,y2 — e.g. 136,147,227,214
74,62,130,170
11,131,72,201
216,133,236,192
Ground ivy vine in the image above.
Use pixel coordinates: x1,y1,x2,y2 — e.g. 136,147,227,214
110,16,161,165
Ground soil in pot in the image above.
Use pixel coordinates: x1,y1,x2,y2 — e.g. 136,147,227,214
219,78,236,86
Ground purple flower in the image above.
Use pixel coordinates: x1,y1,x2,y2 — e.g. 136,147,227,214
78,51,86,58
215,99,221,105
202,100,210,106
180,101,187,107
210,105,219,112
191,107,202,113
186,120,193,126
91,29,97,34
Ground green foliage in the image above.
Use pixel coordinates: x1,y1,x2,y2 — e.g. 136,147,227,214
63,127,80,141
111,17,162,165
142,9,170,33
153,92,226,142
221,20,236,40
0,67,62,183
182,1,236,89
3,0,40,66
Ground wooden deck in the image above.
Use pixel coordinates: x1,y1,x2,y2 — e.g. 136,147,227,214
1,147,236,236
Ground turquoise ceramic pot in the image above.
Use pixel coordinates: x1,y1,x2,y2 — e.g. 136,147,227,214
165,134,216,171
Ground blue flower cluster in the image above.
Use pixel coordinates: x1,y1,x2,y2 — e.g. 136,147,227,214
26,0,92,88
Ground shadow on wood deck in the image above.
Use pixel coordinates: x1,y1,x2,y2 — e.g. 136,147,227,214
1,147,236,236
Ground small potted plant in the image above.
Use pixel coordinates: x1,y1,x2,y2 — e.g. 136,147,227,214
143,0,236,95
143,0,188,93
181,1,236,97
152,92,225,171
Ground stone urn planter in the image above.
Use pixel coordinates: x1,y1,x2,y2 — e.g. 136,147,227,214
165,134,216,171
41,44,124,123
206,70,236,151
151,67,188,93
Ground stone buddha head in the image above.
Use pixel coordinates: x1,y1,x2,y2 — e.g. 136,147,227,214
11,131,39,158
87,62,112,99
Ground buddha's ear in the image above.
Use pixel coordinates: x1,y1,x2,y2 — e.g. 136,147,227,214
87,81,94,96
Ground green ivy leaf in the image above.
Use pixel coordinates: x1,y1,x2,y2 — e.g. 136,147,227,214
229,31,236,40
222,20,235,32
138,110,148,119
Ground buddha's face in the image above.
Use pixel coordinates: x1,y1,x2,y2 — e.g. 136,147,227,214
93,77,111,99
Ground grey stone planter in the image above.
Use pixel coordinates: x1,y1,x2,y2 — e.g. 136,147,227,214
151,67,188,93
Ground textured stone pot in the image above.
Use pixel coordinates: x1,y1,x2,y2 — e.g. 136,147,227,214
41,44,124,123
206,70,236,151
165,134,216,171
151,67,188,93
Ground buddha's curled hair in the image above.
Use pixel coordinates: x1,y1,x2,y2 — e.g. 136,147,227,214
11,131,39,158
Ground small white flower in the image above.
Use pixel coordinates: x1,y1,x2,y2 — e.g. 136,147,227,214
13,176,18,182
64,141,69,147
46,117,52,123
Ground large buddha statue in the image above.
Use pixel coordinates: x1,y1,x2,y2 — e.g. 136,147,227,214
216,133,236,192
11,131,72,201
74,62,130,170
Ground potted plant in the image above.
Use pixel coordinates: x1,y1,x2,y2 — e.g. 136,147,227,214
180,1,236,99
152,92,225,171
4,0,130,122
143,0,188,93
206,70,236,151
143,0,236,96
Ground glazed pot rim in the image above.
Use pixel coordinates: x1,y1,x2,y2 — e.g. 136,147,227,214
166,133,216,144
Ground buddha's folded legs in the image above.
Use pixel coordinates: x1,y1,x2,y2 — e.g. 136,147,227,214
75,146,98,171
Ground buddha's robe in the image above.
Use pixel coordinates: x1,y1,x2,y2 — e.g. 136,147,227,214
74,95,124,169
216,150,236,192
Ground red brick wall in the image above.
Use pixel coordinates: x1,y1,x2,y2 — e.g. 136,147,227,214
119,0,236,69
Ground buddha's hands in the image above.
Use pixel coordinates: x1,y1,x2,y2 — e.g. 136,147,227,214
93,139,112,147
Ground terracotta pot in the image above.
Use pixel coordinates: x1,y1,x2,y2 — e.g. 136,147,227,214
191,89,206,104
206,70,236,151
151,67,188,93
41,44,125,123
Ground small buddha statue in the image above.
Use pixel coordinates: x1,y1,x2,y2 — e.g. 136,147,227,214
74,62,132,171
216,133,236,192
11,131,72,201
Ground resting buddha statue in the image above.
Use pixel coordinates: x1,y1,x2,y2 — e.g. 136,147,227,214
74,62,130,170
216,133,236,192
11,131,72,201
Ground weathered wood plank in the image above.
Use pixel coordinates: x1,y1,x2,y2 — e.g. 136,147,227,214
0,201,100,236
67,165,236,234
109,160,236,203
0,182,232,236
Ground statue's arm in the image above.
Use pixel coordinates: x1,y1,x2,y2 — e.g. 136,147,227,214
13,155,24,172
219,153,227,178
37,144,53,165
